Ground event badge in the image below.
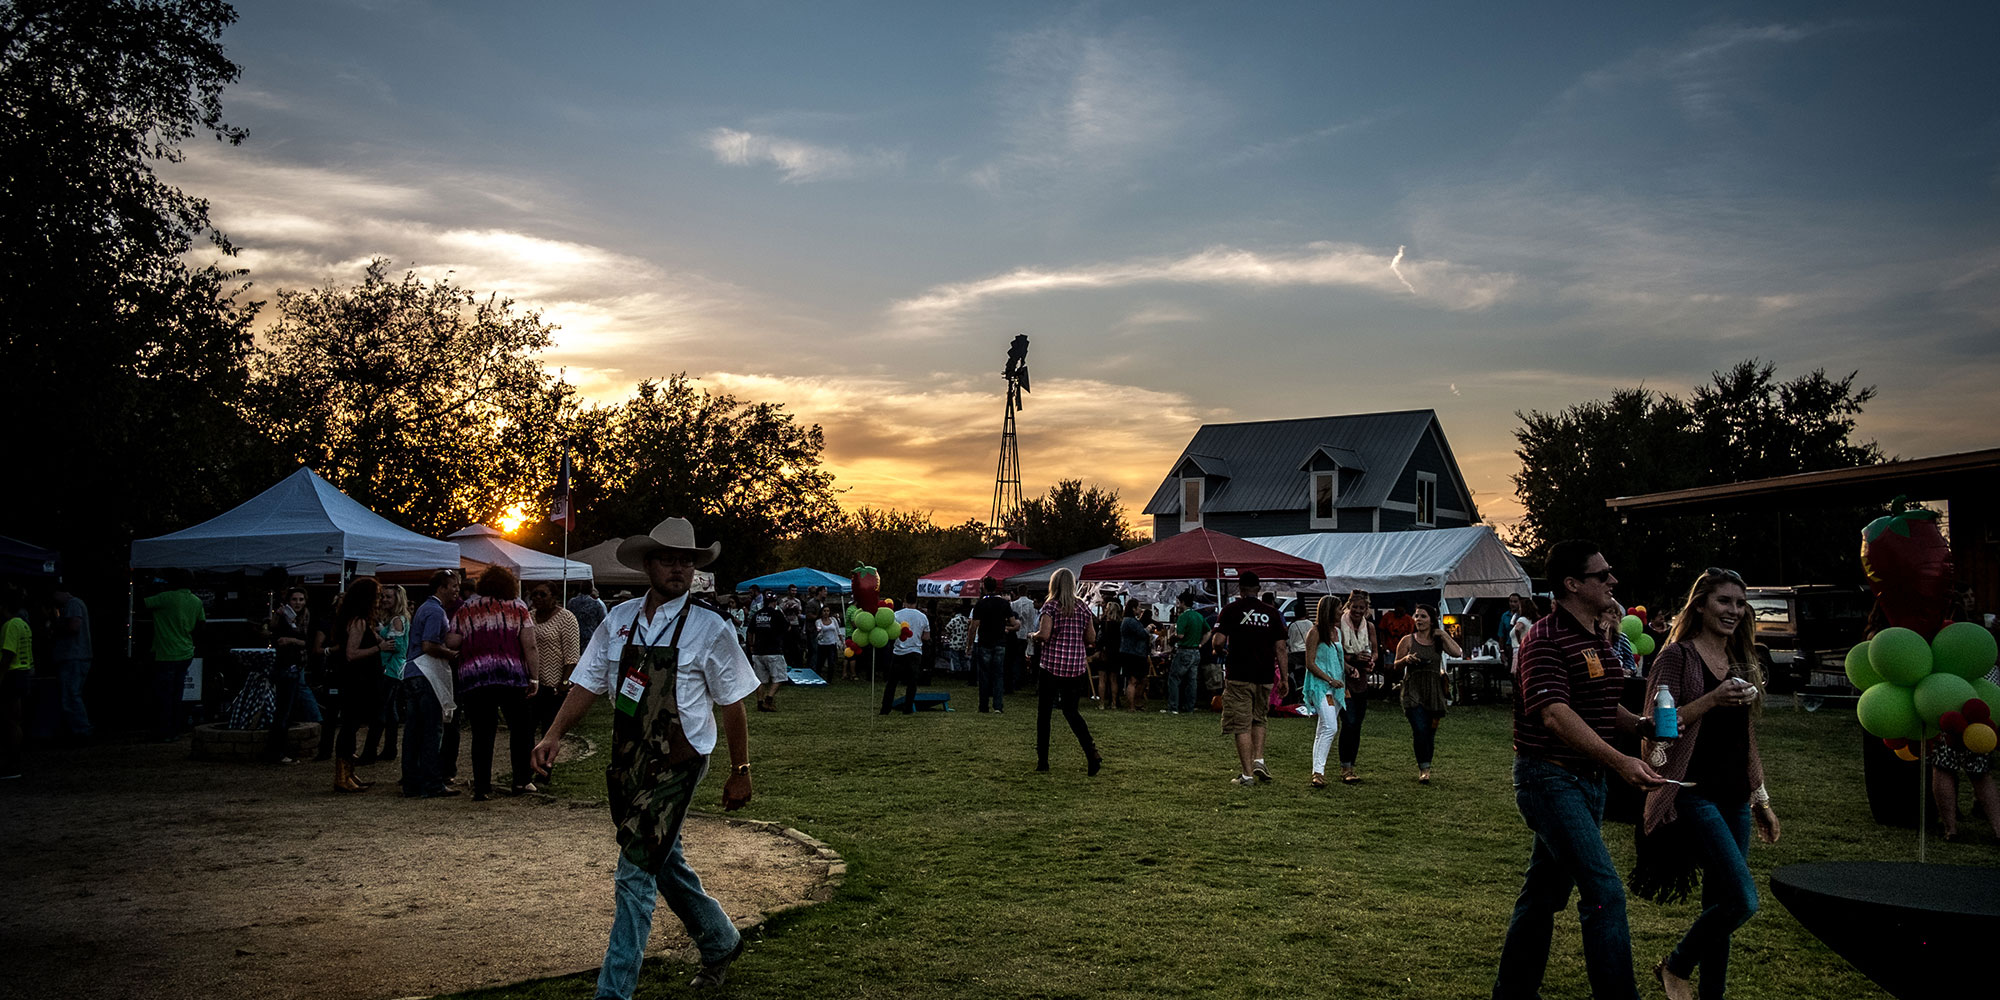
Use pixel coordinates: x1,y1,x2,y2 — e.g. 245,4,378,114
1583,649,1604,679
616,670,648,716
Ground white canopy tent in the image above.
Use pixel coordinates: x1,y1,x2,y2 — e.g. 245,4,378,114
130,467,461,573
569,538,650,588
1246,525,1532,600
447,524,594,582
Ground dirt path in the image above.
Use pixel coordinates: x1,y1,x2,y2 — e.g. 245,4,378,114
0,736,836,1000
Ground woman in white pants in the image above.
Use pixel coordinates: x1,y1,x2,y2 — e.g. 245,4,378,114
1303,595,1348,788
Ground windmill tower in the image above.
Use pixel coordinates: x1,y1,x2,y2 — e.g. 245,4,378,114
988,334,1030,538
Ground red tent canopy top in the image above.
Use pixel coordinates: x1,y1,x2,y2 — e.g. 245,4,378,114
918,540,1051,599
1078,527,1324,583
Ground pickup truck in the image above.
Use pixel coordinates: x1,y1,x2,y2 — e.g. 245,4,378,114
1746,585,1871,699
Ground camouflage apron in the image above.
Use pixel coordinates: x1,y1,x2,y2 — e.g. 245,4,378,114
606,599,705,875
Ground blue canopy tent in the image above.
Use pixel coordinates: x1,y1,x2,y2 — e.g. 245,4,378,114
734,567,852,594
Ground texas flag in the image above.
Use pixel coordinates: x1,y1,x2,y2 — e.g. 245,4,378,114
548,449,576,531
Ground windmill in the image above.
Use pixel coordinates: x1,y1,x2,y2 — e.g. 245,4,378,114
988,334,1030,538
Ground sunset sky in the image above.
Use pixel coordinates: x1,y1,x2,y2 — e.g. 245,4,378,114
171,1,2000,534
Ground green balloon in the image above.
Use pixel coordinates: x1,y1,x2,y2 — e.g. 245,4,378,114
849,607,869,627
1868,627,1933,687
1971,678,2000,715
1844,641,1882,691
1621,615,1644,640
1635,633,1656,656
1856,682,1920,740
874,607,896,630
868,627,890,647
849,627,867,644
1914,672,1977,726
1931,621,1999,681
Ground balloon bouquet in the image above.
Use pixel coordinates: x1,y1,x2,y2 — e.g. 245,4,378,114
1618,605,1657,658
842,564,911,701
1847,500,2000,851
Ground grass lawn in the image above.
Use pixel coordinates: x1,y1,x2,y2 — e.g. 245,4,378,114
452,676,1974,999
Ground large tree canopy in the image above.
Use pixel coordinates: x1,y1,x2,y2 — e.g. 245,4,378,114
1001,479,1144,557
249,258,569,535
0,0,276,590
1511,360,1882,607
573,374,842,584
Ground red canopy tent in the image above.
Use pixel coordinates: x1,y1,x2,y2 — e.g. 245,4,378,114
917,541,1050,599
1078,528,1324,585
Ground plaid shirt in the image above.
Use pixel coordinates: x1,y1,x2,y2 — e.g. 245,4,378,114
1038,600,1093,677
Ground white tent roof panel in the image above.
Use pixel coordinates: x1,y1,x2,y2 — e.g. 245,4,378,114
1246,526,1531,599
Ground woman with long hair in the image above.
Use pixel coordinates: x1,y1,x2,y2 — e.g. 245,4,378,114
446,567,541,801
359,584,410,765
1302,595,1347,788
1032,568,1101,775
1094,595,1125,710
1393,604,1462,784
331,578,384,793
1335,591,1378,784
1119,598,1153,712
1633,567,1779,1000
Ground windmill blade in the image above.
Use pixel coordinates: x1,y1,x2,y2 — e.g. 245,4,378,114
1018,366,1031,394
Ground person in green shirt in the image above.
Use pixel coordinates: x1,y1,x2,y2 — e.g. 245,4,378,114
2,583,33,779
142,569,206,742
1167,590,1207,714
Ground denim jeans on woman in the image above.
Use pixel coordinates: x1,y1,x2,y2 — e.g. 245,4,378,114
596,759,739,1000
1664,791,1758,1000
1406,706,1440,770
1493,756,1639,1000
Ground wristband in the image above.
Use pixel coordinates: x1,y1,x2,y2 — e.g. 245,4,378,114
732,764,751,776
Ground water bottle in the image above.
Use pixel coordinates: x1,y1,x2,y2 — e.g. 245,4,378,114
1653,684,1679,739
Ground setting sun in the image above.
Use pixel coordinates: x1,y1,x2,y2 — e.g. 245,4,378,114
495,504,528,534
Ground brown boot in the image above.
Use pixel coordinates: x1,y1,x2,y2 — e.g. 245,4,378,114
349,760,374,789
334,757,365,793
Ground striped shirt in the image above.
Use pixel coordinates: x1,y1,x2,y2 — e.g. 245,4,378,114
1512,605,1628,773
1038,600,1093,677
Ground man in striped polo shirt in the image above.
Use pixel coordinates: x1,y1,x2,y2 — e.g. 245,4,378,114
1494,540,1666,1000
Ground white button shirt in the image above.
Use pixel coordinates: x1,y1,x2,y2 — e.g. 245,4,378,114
571,593,759,757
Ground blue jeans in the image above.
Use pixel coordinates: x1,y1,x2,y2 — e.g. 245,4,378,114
56,658,91,736
1493,756,1638,1000
597,765,739,1000
976,645,1006,711
1665,793,1758,999
1168,648,1200,712
400,675,447,796
1406,706,1439,770
1338,695,1369,768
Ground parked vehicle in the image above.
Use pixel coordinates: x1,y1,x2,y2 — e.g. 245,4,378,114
1745,585,1871,696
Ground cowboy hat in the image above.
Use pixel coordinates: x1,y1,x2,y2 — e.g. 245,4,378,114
615,517,721,570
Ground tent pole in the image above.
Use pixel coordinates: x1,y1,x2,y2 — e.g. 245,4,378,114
562,521,570,601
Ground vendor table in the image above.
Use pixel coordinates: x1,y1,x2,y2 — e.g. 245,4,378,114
1770,861,2000,999
1450,656,1508,705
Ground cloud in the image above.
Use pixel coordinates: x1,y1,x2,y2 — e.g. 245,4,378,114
161,150,768,401
702,371,1213,525
968,21,1226,191
702,127,904,183
890,243,1516,325
1220,115,1383,167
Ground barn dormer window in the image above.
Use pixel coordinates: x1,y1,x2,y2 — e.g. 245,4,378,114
1181,477,1203,528
1309,469,1338,529
1416,472,1437,527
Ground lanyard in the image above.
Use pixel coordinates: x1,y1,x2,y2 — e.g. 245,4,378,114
626,595,693,652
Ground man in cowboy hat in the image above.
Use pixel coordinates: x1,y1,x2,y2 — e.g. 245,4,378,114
532,517,758,994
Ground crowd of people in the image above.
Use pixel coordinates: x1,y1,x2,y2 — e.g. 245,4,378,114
8,521,2000,1000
